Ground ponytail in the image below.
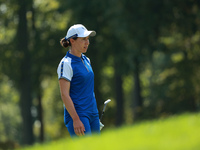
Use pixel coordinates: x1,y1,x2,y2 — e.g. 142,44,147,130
60,36,78,48
60,38,70,48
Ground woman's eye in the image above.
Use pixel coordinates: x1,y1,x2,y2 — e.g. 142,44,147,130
84,38,89,41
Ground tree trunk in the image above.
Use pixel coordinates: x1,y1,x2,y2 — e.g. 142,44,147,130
133,58,142,121
38,92,44,142
30,1,45,143
19,82,34,145
17,0,34,145
114,62,124,126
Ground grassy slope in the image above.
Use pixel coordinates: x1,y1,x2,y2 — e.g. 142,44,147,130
21,113,200,150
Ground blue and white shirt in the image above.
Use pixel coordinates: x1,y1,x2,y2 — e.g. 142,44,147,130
57,51,99,124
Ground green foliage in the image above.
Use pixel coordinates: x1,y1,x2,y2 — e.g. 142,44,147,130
41,77,68,140
0,75,21,142
21,113,200,150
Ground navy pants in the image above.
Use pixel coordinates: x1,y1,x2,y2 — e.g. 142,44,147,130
66,115,100,137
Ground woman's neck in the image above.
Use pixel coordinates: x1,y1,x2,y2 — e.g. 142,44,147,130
69,49,82,58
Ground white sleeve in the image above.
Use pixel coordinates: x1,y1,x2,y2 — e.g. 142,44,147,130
87,57,91,64
57,58,73,81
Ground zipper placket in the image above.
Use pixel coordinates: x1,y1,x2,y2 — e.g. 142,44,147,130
81,58,89,72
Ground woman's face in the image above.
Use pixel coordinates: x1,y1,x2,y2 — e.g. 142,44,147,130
71,36,90,54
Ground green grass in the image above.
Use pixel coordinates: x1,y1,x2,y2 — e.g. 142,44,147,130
21,113,200,150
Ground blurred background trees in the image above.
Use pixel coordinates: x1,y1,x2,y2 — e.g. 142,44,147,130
0,0,200,147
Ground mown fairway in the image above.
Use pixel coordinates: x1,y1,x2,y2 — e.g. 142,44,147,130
21,113,200,150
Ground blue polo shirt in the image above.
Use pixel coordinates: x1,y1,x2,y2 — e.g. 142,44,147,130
57,51,99,125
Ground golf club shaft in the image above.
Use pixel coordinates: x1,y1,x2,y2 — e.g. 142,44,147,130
100,104,107,121
100,112,104,122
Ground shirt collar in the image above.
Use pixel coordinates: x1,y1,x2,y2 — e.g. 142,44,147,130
66,51,84,61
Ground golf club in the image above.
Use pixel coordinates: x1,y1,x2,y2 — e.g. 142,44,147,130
100,99,111,122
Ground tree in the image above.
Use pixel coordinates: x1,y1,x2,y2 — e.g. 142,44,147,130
15,0,34,144
148,0,200,115
0,0,69,144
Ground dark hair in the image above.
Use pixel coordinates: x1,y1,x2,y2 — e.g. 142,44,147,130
60,37,78,48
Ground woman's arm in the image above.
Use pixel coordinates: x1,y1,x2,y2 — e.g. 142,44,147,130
59,78,85,136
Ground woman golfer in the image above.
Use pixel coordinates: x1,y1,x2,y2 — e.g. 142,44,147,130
57,24,100,137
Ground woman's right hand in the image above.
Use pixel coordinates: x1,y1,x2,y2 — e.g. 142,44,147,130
73,118,85,136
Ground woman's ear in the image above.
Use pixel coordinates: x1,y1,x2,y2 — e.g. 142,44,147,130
70,38,75,45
